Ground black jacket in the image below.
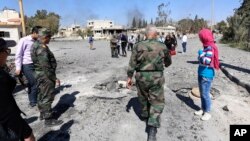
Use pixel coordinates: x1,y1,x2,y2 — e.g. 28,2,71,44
164,38,175,50
0,68,21,123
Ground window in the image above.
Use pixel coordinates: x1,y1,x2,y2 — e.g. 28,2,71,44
0,31,10,38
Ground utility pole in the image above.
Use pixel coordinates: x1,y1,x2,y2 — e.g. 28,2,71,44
18,0,26,36
211,0,214,31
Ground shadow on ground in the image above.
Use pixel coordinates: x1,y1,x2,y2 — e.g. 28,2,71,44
53,91,79,119
126,97,145,121
38,120,74,141
54,84,72,95
176,94,200,111
25,116,38,124
187,61,250,75
221,63,250,74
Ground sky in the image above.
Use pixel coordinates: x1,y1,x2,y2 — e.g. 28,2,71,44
0,0,242,27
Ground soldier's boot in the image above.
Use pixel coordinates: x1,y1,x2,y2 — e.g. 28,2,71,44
40,112,45,120
45,118,63,127
40,110,56,120
147,126,157,141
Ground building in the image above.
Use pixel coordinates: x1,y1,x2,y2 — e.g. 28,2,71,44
0,9,22,43
59,24,82,37
156,26,176,36
86,20,126,39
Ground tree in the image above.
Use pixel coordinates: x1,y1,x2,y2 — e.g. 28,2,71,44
215,20,227,33
177,18,194,33
155,2,171,27
150,18,153,25
138,18,142,28
237,0,250,48
85,27,93,36
132,17,136,28
26,10,60,35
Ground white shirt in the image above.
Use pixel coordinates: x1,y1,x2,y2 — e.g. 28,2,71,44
182,35,187,42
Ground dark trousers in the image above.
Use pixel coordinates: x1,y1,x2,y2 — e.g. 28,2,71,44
116,45,120,55
128,43,134,51
121,42,127,56
182,42,187,53
22,64,37,105
111,47,118,57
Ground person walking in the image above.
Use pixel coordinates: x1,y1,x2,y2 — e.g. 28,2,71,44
181,33,187,53
171,32,177,48
128,35,136,51
158,33,165,43
164,34,175,50
0,38,35,141
15,26,41,107
88,35,94,50
126,25,172,141
31,28,63,126
110,35,118,58
120,33,128,57
194,28,220,121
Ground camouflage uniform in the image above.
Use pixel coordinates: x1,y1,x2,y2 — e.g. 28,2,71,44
31,40,57,119
127,39,171,128
110,36,118,57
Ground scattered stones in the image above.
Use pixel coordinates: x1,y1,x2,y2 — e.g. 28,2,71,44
222,105,229,112
118,81,127,88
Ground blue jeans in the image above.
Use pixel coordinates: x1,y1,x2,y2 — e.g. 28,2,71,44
22,64,37,105
182,42,187,52
198,75,213,112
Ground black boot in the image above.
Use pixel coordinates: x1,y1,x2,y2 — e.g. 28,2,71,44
147,126,157,141
40,113,45,120
44,118,63,127
40,110,56,120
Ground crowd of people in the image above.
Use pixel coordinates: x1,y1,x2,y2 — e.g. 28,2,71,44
0,25,219,141
1,26,63,141
126,26,219,141
109,31,184,59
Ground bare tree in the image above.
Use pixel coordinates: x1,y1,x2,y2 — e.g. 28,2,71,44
155,2,171,27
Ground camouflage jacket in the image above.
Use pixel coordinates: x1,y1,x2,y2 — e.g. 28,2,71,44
127,39,172,78
110,38,118,48
31,41,57,81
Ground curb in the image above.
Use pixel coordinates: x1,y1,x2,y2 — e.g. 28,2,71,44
220,66,250,94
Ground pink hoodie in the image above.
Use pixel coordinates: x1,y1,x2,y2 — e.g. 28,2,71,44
199,28,220,70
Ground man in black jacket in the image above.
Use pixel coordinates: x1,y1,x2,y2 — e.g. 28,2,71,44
0,38,35,141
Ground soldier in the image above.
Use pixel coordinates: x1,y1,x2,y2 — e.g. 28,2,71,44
31,28,63,127
126,25,172,141
110,35,118,58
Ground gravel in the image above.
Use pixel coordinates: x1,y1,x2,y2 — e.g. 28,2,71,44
10,38,250,141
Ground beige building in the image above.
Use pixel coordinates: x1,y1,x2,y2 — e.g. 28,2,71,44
87,20,126,39
156,26,176,36
59,24,82,37
0,9,22,43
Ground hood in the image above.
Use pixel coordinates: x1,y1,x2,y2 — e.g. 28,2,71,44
198,28,214,47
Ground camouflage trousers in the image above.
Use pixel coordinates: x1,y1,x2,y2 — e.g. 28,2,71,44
111,47,118,57
135,71,165,128
36,77,55,119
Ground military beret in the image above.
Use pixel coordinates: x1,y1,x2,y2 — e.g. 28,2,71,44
38,28,51,37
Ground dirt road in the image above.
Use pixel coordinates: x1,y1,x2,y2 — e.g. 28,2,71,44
12,38,250,141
